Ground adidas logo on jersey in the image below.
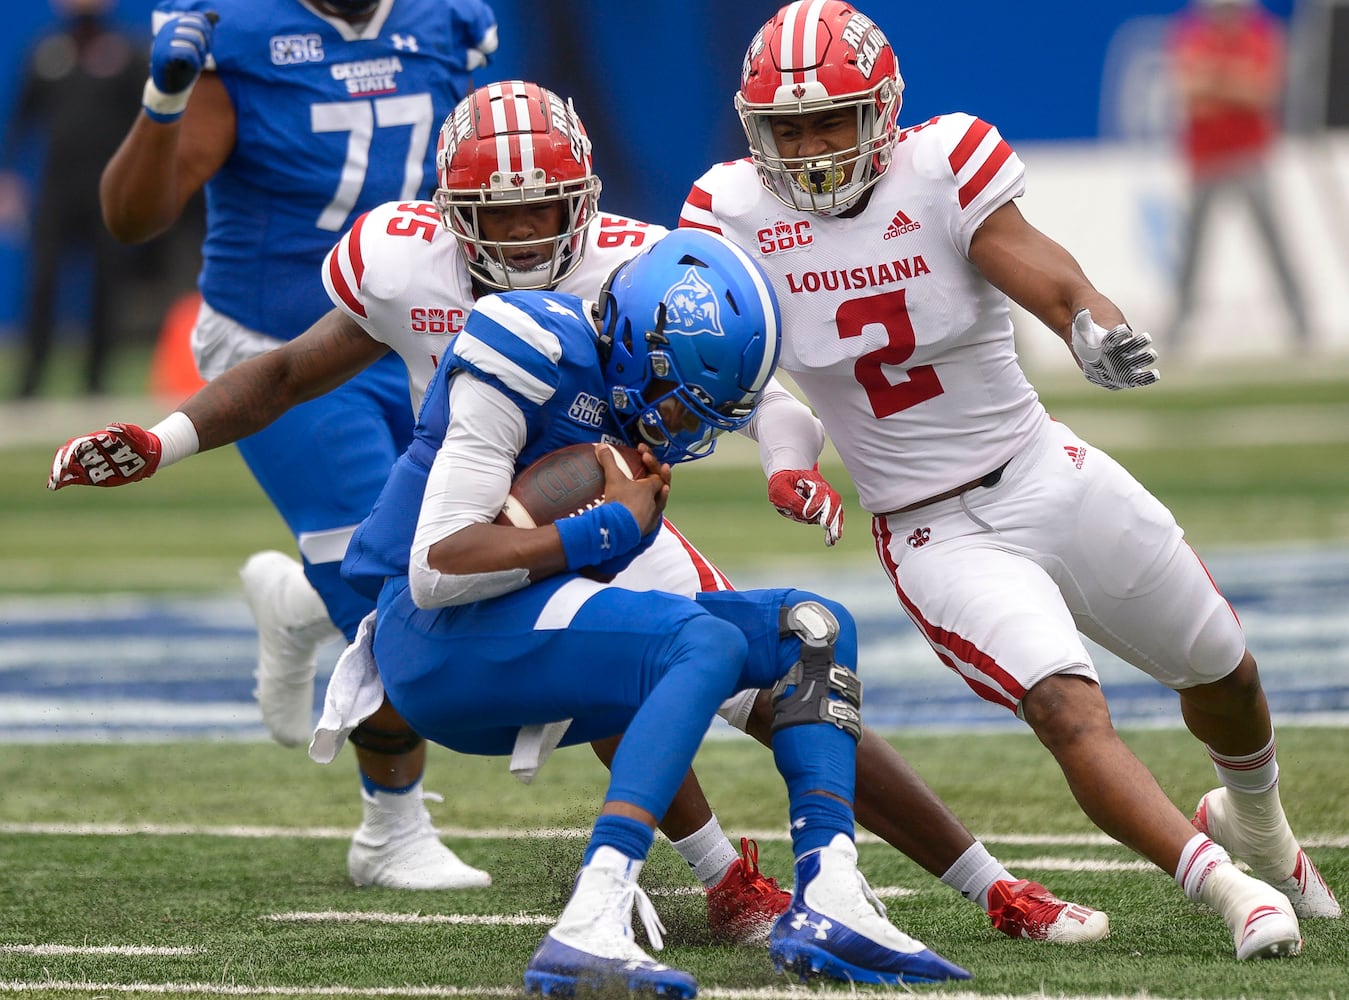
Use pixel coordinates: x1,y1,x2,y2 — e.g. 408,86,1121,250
883,209,922,240
1064,445,1087,469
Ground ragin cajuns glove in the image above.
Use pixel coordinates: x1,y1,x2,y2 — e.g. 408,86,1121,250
49,423,163,491
768,465,844,547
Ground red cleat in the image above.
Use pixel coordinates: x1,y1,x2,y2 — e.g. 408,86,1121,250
706,837,792,946
987,879,1109,944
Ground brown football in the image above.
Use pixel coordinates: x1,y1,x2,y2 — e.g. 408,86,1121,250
496,442,645,528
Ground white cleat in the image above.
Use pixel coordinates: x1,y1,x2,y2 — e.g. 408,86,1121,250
240,550,339,747
348,786,491,890
525,846,696,998
1194,787,1341,919
1202,861,1302,960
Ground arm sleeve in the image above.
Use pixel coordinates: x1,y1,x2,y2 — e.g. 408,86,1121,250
407,373,530,608
741,377,827,476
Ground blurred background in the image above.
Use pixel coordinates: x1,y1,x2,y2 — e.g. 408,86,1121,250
2,0,1348,387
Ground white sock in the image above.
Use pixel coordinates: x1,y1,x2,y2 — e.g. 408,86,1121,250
1208,737,1279,794
670,815,738,888
1175,833,1232,903
278,563,337,632
940,842,1014,910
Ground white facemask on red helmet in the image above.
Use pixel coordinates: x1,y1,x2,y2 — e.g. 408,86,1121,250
433,80,602,290
735,1,903,215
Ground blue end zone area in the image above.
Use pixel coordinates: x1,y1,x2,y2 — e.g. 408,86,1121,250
3,545,1347,741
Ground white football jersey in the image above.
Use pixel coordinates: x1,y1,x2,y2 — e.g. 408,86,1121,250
322,202,667,406
681,113,1050,514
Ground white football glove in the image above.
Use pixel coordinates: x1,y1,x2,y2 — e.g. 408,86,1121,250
1070,309,1160,391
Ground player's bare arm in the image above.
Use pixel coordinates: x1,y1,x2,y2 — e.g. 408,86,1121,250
101,71,235,243
968,201,1126,343
182,310,389,451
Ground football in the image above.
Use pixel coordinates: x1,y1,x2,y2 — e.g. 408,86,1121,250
496,442,645,528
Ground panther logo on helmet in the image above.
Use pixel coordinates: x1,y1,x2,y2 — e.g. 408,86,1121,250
663,267,723,339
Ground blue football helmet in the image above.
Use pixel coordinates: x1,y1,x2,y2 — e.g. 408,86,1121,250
598,229,782,464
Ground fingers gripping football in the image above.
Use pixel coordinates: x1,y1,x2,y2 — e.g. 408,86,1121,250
768,465,845,546
48,423,163,491
1070,309,1160,391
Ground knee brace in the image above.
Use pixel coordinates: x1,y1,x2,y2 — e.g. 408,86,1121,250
347,722,425,756
770,600,863,740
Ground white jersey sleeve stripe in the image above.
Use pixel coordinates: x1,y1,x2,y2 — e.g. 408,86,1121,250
678,183,722,233
324,235,367,319
453,296,563,405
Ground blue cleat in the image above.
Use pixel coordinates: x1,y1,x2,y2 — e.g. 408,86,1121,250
768,834,973,985
523,846,698,998
524,933,697,998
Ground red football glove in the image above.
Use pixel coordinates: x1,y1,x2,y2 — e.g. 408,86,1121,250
48,422,163,491
768,465,844,547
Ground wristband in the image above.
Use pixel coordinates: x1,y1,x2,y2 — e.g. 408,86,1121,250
149,411,201,468
554,503,642,572
142,78,193,123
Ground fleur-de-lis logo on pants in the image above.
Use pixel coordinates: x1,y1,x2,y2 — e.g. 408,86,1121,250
906,526,931,549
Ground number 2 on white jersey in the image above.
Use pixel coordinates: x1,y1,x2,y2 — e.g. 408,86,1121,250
311,94,434,232
840,287,944,419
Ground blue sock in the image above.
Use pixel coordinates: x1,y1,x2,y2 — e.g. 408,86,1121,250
788,793,854,857
773,725,856,856
584,813,655,865
360,770,417,796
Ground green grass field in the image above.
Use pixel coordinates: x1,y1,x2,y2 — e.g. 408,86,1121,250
1,733,1346,999
3,348,1348,998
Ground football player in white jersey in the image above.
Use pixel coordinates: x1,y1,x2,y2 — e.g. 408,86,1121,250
53,79,1103,946
679,0,1339,961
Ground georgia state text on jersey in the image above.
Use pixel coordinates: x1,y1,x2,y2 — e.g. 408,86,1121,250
322,201,665,407
153,0,496,339
681,113,1049,515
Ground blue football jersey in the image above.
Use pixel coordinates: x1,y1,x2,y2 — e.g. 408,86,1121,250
156,0,496,339
343,290,624,597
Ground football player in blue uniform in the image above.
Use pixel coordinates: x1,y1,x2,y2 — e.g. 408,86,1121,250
96,0,498,890
360,226,971,993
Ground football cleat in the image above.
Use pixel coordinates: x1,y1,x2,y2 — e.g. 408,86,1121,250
986,879,1110,944
240,550,340,747
768,834,972,985
348,787,491,890
1201,861,1302,960
525,846,697,998
705,838,791,946
1194,787,1341,919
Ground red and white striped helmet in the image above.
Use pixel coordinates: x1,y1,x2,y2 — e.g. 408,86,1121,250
433,81,602,290
735,1,903,214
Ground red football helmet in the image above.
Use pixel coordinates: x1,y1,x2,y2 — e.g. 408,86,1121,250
735,1,903,214
433,80,602,290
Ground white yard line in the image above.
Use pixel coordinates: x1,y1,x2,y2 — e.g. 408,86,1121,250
0,944,201,956
2,820,1346,850
0,984,1197,1000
